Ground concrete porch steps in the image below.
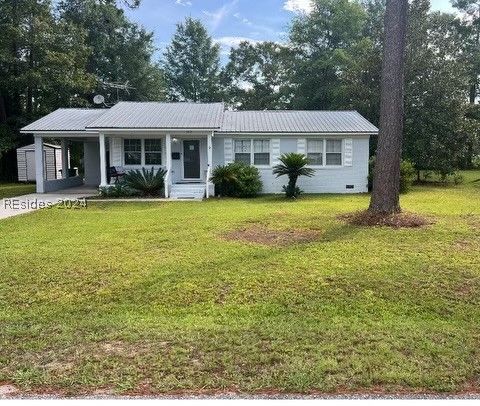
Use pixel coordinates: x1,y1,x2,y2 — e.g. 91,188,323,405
170,183,206,200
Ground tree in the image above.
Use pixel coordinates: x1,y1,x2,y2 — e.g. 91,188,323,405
0,0,93,180
404,0,472,178
58,0,165,104
452,0,480,104
223,41,294,110
288,0,367,110
163,18,221,102
273,153,315,198
369,0,408,214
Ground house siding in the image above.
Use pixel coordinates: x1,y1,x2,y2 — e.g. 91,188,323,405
213,136,369,194
108,134,369,194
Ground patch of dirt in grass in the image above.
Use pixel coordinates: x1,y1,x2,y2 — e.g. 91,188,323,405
222,225,322,246
0,383,19,396
339,210,433,229
98,340,169,358
453,239,479,252
462,214,480,231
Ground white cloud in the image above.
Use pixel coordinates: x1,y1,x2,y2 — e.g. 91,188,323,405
283,0,313,14
202,0,238,32
214,36,260,48
175,0,192,6
233,12,252,26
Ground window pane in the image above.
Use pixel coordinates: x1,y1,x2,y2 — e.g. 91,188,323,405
125,152,141,165
307,153,323,165
234,140,251,153
235,153,251,164
254,140,269,153
145,139,162,152
326,139,342,153
124,139,141,165
145,153,162,165
307,139,323,153
254,152,270,165
144,139,162,165
326,153,342,165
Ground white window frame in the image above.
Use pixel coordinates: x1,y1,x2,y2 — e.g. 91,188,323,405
234,138,271,167
306,138,343,168
144,139,163,166
124,138,142,166
123,138,164,167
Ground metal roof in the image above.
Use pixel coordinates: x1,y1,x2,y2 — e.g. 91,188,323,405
21,103,378,134
21,109,106,132
17,143,60,150
86,102,225,129
220,110,378,134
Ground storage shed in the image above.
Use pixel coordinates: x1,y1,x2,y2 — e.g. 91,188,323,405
17,143,63,182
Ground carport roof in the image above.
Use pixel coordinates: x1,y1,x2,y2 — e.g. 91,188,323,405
20,109,106,133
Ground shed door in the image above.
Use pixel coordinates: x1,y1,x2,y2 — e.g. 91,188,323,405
26,151,36,181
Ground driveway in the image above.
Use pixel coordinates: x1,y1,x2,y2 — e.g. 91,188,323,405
1,188,98,220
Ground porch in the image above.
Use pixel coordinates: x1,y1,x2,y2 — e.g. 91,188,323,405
34,131,215,199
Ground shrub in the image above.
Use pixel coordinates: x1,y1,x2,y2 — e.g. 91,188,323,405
399,160,416,193
273,153,315,198
210,162,262,198
123,167,167,197
210,164,237,196
453,173,464,185
99,183,140,198
368,157,416,194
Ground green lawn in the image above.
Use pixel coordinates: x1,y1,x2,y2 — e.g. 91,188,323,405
0,172,479,396
0,183,35,199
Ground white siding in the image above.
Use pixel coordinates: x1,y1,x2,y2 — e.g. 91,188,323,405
213,136,369,194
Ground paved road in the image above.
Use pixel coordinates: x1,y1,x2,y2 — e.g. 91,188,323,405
0,192,97,220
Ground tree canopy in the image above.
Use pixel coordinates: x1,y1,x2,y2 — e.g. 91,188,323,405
163,18,221,102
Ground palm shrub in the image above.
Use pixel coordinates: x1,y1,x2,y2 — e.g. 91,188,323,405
123,167,167,197
273,153,315,198
210,164,237,196
210,162,262,197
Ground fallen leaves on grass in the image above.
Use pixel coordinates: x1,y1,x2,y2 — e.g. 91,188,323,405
222,225,321,246
339,210,433,228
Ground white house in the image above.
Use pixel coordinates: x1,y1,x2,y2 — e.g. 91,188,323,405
20,102,378,198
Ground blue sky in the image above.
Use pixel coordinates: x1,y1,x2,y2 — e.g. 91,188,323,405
125,0,455,61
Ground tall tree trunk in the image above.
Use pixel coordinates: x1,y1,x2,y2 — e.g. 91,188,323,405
369,0,408,214
0,94,6,124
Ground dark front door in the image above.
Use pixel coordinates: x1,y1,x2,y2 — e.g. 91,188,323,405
183,140,200,179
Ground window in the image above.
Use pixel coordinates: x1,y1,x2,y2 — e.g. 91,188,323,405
234,139,271,166
326,139,342,165
253,140,270,165
145,139,162,165
234,139,252,164
306,138,343,166
307,139,324,165
124,139,141,165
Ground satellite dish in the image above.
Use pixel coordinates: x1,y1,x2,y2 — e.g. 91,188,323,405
93,94,105,105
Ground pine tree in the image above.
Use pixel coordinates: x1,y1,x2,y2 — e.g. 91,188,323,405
163,18,221,102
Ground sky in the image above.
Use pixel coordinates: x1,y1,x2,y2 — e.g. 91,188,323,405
125,0,456,61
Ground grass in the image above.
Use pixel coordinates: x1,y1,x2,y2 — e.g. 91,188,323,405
0,171,479,396
0,183,35,199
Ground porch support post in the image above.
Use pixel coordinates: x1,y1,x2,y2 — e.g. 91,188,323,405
165,134,172,198
34,135,45,193
99,133,108,187
60,138,69,179
206,131,213,198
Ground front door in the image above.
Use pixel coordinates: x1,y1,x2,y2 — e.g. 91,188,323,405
183,140,200,179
